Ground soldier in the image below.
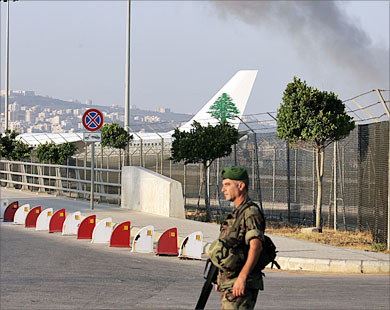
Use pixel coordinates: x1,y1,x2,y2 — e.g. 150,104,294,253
216,166,265,310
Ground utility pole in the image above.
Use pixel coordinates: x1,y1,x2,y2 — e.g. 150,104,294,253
236,116,263,208
4,0,10,131
376,89,390,250
334,141,337,231
124,0,131,165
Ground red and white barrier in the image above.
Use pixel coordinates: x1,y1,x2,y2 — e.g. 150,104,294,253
1,199,9,219
13,204,30,225
25,206,41,228
36,208,53,231
62,211,81,236
156,227,178,256
178,231,203,260
132,225,154,253
77,215,96,239
3,201,19,222
110,221,131,248
49,209,66,233
91,217,113,243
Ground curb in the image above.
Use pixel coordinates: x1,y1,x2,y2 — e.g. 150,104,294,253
275,256,390,274
120,224,390,274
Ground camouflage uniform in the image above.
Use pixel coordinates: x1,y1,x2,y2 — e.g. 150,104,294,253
217,197,265,310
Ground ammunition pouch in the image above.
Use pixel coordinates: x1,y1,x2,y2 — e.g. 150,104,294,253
208,237,246,277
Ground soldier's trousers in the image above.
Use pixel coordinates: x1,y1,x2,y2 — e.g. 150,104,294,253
220,288,259,310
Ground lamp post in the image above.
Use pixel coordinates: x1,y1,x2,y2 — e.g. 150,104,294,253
4,0,10,131
3,0,17,132
124,0,131,165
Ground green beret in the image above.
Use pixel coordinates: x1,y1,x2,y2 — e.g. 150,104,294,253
221,166,249,181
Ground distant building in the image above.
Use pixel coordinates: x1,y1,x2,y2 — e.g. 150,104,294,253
155,107,171,113
0,90,35,96
144,115,160,123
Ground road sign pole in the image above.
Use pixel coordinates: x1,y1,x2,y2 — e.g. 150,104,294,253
81,108,103,211
90,142,95,210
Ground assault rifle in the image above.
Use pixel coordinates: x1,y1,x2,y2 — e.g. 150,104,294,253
195,259,218,310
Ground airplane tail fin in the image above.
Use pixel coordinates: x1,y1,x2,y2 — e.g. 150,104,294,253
178,70,258,131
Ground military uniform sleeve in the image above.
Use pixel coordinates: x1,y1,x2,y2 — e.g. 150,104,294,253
243,206,265,246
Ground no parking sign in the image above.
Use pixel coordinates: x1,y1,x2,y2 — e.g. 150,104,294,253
82,109,103,131
81,108,103,211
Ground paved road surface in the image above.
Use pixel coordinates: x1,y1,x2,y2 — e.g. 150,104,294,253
1,223,389,309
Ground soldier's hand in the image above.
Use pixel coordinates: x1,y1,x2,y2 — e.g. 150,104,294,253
232,276,246,297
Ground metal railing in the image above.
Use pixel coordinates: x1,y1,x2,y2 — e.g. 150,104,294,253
0,160,121,203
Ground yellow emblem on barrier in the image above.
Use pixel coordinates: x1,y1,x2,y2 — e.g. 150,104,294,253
196,235,201,241
24,207,28,212
170,232,176,238
90,219,94,224
48,212,52,216
75,215,79,220
106,222,111,227
60,212,64,217
147,230,152,236
36,209,40,213
124,225,129,231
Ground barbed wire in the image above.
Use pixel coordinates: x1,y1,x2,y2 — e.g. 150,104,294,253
345,101,381,113
342,89,378,102
123,89,389,130
354,113,388,122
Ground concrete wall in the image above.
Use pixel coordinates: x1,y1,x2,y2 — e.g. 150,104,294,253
121,166,185,219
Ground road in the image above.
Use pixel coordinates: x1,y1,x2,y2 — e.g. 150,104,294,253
1,223,389,310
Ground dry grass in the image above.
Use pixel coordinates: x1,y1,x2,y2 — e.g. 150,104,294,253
185,211,389,254
266,221,389,254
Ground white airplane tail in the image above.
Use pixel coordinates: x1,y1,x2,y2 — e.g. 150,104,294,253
179,70,258,131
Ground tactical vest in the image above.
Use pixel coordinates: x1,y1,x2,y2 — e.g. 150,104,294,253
209,198,265,282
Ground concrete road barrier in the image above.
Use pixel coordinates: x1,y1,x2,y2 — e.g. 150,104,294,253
49,209,66,233
1,199,9,219
109,221,131,248
3,201,19,222
62,211,81,236
178,231,202,260
156,227,178,256
77,215,96,240
92,217,113,244
13,204,30,225
25,206,41,228
132,225,154,253
36,208,53,231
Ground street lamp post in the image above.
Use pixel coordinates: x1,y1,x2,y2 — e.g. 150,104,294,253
3,0,17,132
4,0,10,131
124,0,131,165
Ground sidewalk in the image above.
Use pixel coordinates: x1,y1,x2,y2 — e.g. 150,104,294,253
1,188,389,274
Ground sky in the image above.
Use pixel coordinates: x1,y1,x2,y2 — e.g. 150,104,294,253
0,1,389,119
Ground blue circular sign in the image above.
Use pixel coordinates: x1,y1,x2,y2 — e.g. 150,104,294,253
82,109,103,131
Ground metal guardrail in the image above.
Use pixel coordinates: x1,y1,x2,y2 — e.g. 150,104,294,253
0,160,121,202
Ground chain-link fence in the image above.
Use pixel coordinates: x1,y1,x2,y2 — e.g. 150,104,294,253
3,89,388,245
62,120,388,245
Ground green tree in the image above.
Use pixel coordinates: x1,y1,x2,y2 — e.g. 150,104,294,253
101,123,133,150
0,129,32,161
207,93,239,123
58,142,77,164
35,142,60,163
35,142,76,165
276,77,355,229
101,122,133,168
170,121,239,221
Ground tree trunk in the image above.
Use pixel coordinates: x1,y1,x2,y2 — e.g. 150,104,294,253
315,148,324,230
203,163,211,222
